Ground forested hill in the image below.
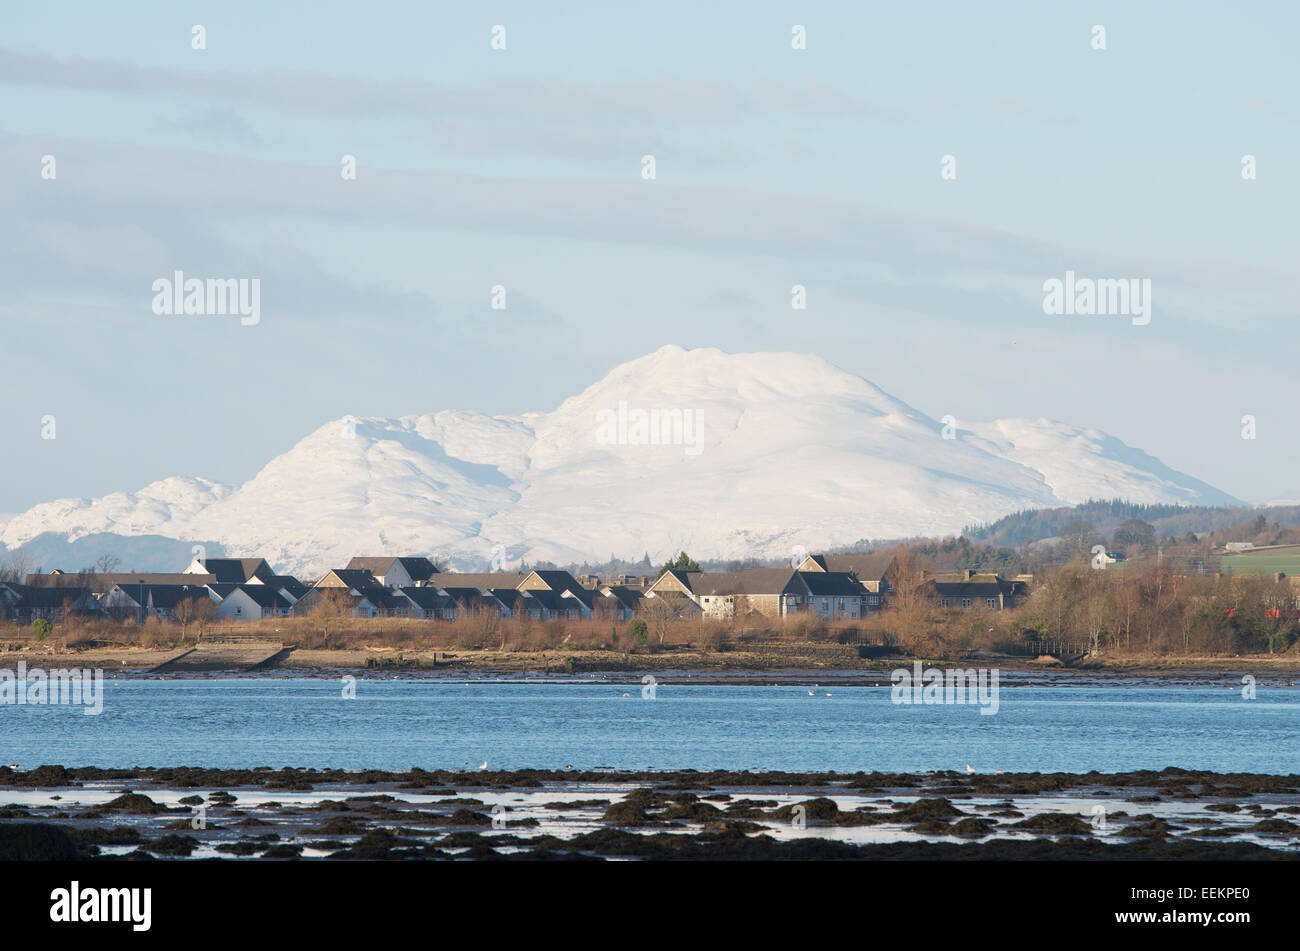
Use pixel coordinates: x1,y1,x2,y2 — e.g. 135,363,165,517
963,500,1300,548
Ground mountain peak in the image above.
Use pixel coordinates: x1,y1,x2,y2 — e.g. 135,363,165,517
0,348,1239,576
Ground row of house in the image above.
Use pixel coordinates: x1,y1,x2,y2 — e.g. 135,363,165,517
0,552,1030,626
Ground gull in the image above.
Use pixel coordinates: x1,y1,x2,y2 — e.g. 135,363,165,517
965,764,976,774
478,761,488,771
824,692,832,697
808,690,816,696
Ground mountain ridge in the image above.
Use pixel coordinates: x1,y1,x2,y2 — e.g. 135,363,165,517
0,346,1241,577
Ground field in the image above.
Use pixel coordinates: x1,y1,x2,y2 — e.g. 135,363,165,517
1219,545,1300,576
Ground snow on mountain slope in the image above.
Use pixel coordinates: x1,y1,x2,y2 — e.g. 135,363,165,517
0,346,1242,577
0,477,230,550
184,415,523,574
962,418,1235,506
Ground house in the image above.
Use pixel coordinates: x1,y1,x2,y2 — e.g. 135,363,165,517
345,556,437,588
641,570,704,618
398,586,459,620
0,582,28,622
26,571,217,595
9,586,101,624
440,587,511,617
297,569,403,618
799,552,895,610
425,572,527,592
518,570,587,597
924,570,1025,610
488,588,531,619
649,568,811,618
509,571,595,619
267,575,310,604
599,585,645,620
797,571,866,620
101,584,211,622
209,583,293,621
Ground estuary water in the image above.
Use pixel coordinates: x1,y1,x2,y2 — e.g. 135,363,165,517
2,677,1296,774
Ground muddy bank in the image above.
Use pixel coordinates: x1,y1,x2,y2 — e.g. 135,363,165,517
3,643,1298,682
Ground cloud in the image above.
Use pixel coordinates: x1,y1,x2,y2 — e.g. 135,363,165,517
0,47,901,163
2,128,1293,335
153,106,263,145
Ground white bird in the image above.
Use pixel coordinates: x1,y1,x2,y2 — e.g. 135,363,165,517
808,690,815,696
965,764,976,774
478,761,488,771
824,692,832,697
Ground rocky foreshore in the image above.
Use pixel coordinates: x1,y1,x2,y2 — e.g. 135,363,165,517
2,766,1298,861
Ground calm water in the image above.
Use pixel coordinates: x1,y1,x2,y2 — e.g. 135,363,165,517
2,678,1297,774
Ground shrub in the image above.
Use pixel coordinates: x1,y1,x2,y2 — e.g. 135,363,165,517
31,619,52,641
626,619,649,644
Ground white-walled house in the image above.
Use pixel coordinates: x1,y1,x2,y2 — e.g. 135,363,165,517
346,557,437,588
208,583,293,621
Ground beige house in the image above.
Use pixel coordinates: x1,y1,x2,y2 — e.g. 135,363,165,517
647,568,817,619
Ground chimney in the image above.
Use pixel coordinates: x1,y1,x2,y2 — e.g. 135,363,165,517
963,569,974,581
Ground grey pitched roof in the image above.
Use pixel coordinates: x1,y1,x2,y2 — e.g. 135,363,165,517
439,587,506,611
426,572,526,590
198,558,275,584
393,557,436,581
27,572,217,593
316,569,383,591
602,586,645,610
526,570,585,595
653,569,703,593
17,587,97,609
344,557,396,574
136,585,212,609
927,573,1015,598
799,571,867,596
691,569,806,597
398,586,455,610
489,589,528,609
268,576,310,600
806,552,895,581
346,556,434,580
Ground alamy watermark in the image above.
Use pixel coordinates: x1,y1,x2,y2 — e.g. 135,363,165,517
890,662,999,715
152,271,260,326
596,401,703,456
1042,270,1150,326
1,662,104,715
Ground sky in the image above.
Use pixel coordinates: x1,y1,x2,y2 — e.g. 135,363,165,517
1,0,1297,513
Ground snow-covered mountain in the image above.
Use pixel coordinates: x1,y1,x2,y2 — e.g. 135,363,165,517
0,346,1240,577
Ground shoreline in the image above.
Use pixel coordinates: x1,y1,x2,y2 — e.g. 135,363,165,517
4,644,1299,682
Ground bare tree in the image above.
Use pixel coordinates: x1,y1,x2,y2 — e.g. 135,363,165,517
0,552,29,583
94,553,122,575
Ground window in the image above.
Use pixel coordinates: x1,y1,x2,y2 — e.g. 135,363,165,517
987,598,997,608
939,598,949,607
961,598,972,608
